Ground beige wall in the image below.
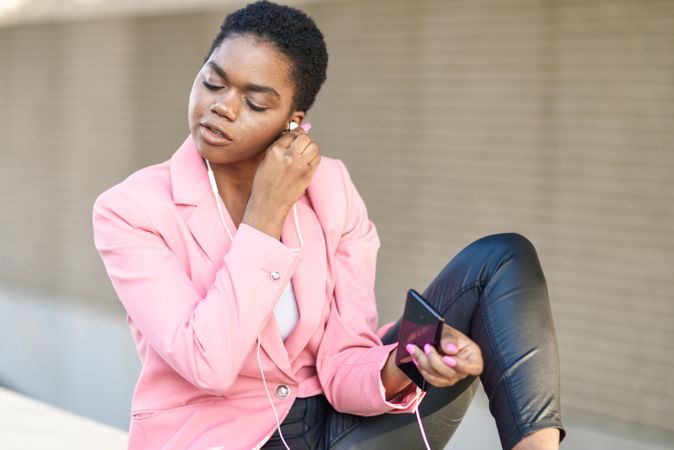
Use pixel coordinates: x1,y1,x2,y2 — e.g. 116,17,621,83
1,0,672,438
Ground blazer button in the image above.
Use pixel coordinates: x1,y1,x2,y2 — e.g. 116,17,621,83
270,270,281,281
274,384,290,399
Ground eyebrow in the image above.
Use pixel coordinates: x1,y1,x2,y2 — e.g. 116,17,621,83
207,61,280,98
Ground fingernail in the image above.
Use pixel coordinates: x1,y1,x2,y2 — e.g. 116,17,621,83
406,344,415,355
445,343,458,353
443,356,457,367
301,122,312,131
423,344,433,355
412,358,419,367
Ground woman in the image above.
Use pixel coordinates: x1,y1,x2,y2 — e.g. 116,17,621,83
92,1,565,449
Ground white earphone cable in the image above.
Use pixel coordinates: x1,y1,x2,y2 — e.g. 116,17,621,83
205,140,429,450
205,156,298,449
257,335,291,450
206,159,303,252
414,387,432,450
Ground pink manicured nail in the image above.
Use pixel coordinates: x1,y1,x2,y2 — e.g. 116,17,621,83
301,122,312,131
445,343,458,353
443,356,457,367
423,344,433,355
406,344,415,355
412,358,419,367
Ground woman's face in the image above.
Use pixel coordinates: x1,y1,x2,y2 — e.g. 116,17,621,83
188,34,304,166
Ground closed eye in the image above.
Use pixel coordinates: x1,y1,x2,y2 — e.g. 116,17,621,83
202,80,223,91
202,81,267,112
245,100,267,112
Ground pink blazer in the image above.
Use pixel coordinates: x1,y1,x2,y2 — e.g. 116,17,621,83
92,136,418,449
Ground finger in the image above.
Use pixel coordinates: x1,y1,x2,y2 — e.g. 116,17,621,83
418,365,460,388
414,344,457,383
405,344,427,369
453,347,484,376
450,357,482,376
300,142,319,159
275,131,301,148
423,343,462,380
288,133,312,153
289,126,307,136
409,344,463,387
439,325,460,355
451,327,476,351
287,121,311,133
306,150,321,168
285,122,309,137
439,337,460,355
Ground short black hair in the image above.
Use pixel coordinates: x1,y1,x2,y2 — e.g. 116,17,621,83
203,0,328,113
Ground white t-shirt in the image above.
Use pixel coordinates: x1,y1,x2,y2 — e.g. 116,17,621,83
274,281,299,340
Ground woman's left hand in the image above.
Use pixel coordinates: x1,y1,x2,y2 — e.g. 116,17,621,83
406,324,484,388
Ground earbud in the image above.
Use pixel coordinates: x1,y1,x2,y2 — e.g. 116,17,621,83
287,121,299,131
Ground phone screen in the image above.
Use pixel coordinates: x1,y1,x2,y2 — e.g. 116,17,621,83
395,289,444,390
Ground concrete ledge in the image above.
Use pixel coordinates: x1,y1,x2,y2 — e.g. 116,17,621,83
0,387,127,450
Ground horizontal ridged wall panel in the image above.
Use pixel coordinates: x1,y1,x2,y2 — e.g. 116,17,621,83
305,0,674,434
0,0,672,436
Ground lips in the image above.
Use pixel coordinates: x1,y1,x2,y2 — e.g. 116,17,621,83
200,121,234,144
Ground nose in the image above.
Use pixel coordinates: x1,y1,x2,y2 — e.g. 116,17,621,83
210,90,239,121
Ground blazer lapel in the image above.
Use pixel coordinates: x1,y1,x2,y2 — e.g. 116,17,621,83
169,135,328,375
170,135,232,268
258,202,326,376
282,199,328,361
189,197,295,375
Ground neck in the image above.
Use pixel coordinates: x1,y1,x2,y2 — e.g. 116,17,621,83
207,153,265,226
214,167,253,205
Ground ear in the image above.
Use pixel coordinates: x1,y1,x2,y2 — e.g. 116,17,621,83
288,111,306,128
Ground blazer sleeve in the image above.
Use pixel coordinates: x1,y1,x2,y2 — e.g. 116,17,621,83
316,161,421,416
92,189,300,396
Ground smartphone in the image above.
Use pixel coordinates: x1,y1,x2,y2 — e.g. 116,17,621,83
395,289,445,391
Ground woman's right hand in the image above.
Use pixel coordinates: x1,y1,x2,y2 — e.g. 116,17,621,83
242,123,320,239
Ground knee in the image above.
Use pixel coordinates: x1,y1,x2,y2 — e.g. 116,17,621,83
469,232,538,261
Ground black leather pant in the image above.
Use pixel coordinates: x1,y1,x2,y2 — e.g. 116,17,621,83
264,233,566,450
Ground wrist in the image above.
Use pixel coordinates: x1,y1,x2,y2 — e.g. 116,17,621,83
248,193,293,216
242,196,289,240
381,348,413,400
